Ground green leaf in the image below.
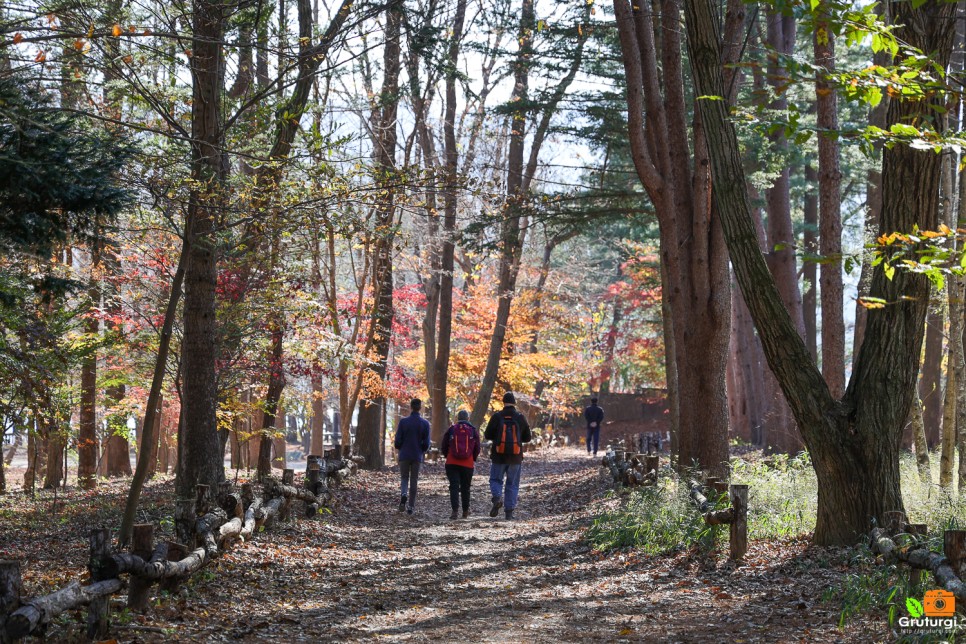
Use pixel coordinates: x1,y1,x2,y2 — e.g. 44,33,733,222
884,264,895,281
906,597,924,618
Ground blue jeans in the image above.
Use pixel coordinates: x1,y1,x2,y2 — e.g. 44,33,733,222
489,462,522,510
587,425,600,454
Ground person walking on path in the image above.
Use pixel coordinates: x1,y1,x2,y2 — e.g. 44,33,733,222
394,398,430,514
484,392,531,520
584,397,604,457
440,410,481,520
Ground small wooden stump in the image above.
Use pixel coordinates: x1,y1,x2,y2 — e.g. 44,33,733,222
729,485,748,561
644,455,659,476
86,529,112,640
944,530,966,578
127,524,154,612
0,560,21,642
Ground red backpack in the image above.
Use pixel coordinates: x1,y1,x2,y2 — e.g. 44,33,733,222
449,422,475,460
495,413,521,456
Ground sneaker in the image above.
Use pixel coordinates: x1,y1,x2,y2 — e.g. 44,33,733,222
398,496,407,513
505,508,515,521
489,496,503,518
450,510,458,520
462,510,470,519
406,506,414,515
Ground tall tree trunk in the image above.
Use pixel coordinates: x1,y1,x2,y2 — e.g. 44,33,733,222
802,165,818,364
78,243,100,490
941,336,957,488
613,0,733,474
470,0,536,429
257,325,286,478
909,397,931,483
356,1,401,469
814,8,845,398
761,9,804,455
175,0,230,541
430,0,469,443
683,0,955,544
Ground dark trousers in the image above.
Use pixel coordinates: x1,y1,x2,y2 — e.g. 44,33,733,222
445,464,474,511
399,459,421,508
587,426,600,454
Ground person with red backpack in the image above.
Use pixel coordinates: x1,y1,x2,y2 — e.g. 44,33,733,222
483,392,532,520
440,410,481,520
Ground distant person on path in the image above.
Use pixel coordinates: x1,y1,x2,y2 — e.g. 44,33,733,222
584,397,604,457
394,398,430,515
440,410,481,520
484,392,532,520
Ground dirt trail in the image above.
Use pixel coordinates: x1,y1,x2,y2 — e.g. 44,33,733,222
152,448,882,643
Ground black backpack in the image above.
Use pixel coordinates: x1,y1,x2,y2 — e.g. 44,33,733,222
495,412,521,456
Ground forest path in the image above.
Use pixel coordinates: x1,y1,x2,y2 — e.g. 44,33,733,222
155,447,881,643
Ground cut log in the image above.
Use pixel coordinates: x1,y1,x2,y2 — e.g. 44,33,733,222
256,496,285,529
5,579,123,639
689,481,709,512
240,498,263,541
884,511,906,535
945,530,966,578
704,508,734,525
871,527,966,601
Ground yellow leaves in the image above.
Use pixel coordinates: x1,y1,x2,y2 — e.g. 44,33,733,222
123,54,133,64
73,39,86,50
34,49,46,63
816,87,833,97
112,24,123,37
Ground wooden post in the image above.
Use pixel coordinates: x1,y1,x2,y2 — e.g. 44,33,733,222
729,485,748,561
280,469,295,521
712,481,729,494
307,460,322,518
907,524,928,589
126,524,154,612
87,529,112,640
884,511,906,536
159,542,187,594
0,560,21,643
644,454,659,476
944,530,966,578
241,482,254,510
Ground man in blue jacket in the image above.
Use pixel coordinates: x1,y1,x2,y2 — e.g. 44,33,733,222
394,398,430,514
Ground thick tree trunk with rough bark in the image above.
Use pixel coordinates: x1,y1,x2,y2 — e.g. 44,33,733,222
175,0,229,541
612,0,733,475
683,0,954,544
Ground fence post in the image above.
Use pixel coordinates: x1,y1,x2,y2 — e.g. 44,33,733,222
127,524,155,612
86,528,112,640
159,542,187,594
0,560,21,643
729,485,748,561
644,454,659,477
944,530,966,578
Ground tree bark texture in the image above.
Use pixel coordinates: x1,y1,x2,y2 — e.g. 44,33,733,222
429,0,469,444
612,0,733,475
356,1,401,470
682,0,954,544
174,0,228,538
802,165,818,364
814,11,845,399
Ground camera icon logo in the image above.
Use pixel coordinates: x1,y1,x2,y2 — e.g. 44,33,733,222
923,589,956,617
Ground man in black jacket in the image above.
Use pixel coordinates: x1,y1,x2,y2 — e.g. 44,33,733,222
584,397,604,457
484,392,531,520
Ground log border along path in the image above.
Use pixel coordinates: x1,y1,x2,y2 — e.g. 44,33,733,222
96,447,882,643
